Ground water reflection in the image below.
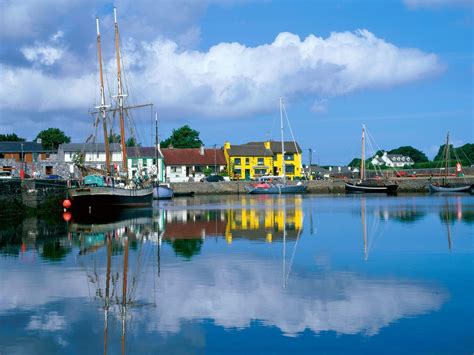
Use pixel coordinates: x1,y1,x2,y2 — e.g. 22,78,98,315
0,195,472,353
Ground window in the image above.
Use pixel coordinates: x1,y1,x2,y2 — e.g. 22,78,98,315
171,166,181,173
233,168,241,175
143,158,148,166
285,165,295,174
284,153,294,161
245,158,250,165
153,158,157,165
254,168,267,175
234,158,241,165
195,166,204,172
132,159,138,167
257,158,264,165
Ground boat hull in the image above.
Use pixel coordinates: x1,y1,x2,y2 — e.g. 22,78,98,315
153,185,174,199
428,183,472,193
345,181,398,195
67,186,153,211
247,184,308,194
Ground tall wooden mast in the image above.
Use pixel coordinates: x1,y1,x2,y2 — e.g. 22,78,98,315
444,131,450,179
280,97,286,181
96,18,111,175
114,8,128,175
360,125,366,180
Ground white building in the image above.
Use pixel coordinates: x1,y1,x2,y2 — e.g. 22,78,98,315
126,146,165,182
58,143,123,175
371,152,414,168
162,146,226,182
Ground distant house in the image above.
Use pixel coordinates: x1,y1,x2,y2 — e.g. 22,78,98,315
162,146,226,182
58,143,123,175
223,141,303,180
126,146,164,182
371,152,414,168
0,141,59,176
0,141,54,163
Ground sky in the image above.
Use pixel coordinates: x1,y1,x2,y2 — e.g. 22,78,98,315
0,0,472,165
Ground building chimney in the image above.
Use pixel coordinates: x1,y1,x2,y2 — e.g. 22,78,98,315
37,138,42,144
199,145,204,156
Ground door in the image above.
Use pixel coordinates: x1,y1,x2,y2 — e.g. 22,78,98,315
245,169,251,180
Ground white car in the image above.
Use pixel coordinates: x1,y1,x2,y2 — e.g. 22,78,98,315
0,171,12,179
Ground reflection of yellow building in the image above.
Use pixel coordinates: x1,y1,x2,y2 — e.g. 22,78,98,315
224,141,303,180
225,196,304,243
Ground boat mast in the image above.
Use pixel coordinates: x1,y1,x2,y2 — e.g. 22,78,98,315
444,131,450,180
155,113,159,181
96,18,111,175
360,125,366,180
280,97,286,181
114,8,128,176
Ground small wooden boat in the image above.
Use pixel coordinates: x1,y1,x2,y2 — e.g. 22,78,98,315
345,180,398,195
428,132,472,194
173,191,195,197
153,184,174,199
345,125,398,195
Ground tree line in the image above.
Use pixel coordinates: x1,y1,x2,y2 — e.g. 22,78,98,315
348,144,474,169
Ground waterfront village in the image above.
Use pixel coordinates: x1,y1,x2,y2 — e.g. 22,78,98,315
0,138,424,183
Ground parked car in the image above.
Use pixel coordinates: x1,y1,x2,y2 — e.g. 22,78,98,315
0,171,12,179
201,174,224,182
45,174,64,180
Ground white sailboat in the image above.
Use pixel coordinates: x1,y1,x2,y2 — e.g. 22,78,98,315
247,98,307,194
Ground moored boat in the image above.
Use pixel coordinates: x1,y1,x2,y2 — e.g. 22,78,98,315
246,98,307,195
428,132,472,193
67,9,153,211
153,184,174,199
345,125,398,195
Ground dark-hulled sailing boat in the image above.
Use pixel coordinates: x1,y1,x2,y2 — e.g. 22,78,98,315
345,125,398,195
428,132,472,193
67,9,153,211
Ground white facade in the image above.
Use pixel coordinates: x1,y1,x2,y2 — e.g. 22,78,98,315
128,157,165,182
371,152,414,168
165,165,225,182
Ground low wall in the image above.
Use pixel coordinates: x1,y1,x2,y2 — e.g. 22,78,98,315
0,179,67,216
170,177,474,195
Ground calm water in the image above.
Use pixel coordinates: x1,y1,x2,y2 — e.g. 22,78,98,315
0,194,473,354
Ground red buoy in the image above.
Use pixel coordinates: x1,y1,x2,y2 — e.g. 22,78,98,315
63,199,72,209
63,212,72,222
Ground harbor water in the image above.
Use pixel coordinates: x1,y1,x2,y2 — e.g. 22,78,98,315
0,194,473,354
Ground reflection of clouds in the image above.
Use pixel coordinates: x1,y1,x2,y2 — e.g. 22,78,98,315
1,254,447,338
27,311,66,332
141,256,447,337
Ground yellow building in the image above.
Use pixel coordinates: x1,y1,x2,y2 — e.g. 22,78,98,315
223,141,303,180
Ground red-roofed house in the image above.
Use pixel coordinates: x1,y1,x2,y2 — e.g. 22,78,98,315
162,146,226,182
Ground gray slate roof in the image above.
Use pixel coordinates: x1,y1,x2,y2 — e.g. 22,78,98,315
60,143,122,152
127,146,163,158
0,141,54,153
228,141,302,156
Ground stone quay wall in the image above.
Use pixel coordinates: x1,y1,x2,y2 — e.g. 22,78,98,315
170,177,474,195
0,179,67,216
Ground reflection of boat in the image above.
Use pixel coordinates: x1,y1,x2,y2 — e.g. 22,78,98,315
429,132,472,193
153,113,174,200
345,125,398,195
247,98,307,195
67,9,153,210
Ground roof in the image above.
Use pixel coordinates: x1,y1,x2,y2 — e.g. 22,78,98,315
127,146,163,159
269,141,302,154
227,141,302,156
0,141,54,153
60,143,122,153
162,148,226,166
228,144,273,157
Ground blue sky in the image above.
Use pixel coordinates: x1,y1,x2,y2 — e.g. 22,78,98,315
0,0,472,165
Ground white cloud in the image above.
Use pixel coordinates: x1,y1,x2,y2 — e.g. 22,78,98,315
27,312,67,332
21,45,64,66
311,98,329,113
0,29,442,119
404,0,473,9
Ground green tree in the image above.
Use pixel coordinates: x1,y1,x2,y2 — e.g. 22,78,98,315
161,125,203,148
348,158,361,167
35,128,70,150
126,137,139,147
434,143,474,166
389,146,428,163
108,133,121,143
170,239,203,260
0,133,25,142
